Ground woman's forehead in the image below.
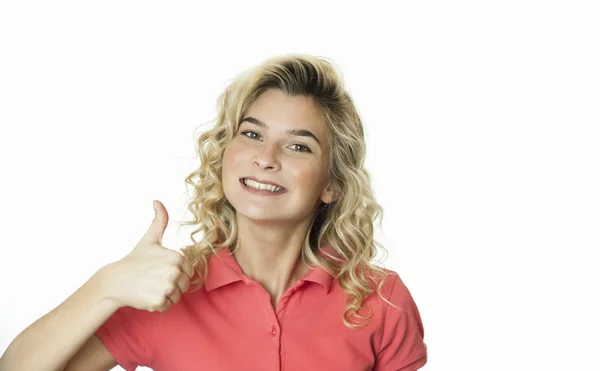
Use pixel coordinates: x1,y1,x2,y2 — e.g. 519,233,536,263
242,90,329,144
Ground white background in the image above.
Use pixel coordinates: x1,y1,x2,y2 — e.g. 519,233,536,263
0,1,598,371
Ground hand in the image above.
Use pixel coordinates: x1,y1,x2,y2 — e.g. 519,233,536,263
103,200,195,312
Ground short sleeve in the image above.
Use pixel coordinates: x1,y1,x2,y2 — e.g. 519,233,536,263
95,306,157,371
374,273,428,371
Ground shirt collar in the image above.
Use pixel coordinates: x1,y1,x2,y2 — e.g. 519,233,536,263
204,246,336,294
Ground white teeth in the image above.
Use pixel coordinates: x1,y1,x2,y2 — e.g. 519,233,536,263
243,179,283,192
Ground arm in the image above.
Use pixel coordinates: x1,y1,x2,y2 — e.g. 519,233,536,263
1,200,193,371
0,265,120,371
63,334,118,371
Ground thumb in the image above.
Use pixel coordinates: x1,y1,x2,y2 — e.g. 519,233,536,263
141,200,169,246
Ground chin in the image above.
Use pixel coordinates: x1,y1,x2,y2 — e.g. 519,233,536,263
234,206,280,221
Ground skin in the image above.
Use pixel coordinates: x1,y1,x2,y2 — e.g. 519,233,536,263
221,88,338,309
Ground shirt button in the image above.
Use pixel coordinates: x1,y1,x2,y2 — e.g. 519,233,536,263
270,325,277,336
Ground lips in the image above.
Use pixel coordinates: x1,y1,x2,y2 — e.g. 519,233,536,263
240,176,286,190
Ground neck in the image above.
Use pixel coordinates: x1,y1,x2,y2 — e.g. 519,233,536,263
231,213,313,304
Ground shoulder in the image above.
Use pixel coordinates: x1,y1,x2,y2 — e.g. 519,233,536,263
95,305,163,369
378,269,419,312
369,268,425,340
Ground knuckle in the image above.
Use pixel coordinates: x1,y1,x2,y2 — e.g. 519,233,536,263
181,279,190,293
168,268,181,282
183,264,194,279
154,298,166,308
164,284,176,296
159,298,173,312
181,275,191,289
172,253,184,265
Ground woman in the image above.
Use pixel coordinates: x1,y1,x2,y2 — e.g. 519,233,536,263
0,54,427,371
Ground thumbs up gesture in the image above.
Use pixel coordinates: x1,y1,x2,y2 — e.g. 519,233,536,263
102,201,195,313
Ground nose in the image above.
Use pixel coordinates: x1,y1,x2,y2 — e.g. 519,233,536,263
253,142,281,170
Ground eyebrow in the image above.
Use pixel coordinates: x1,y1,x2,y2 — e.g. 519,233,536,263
240,116,321,147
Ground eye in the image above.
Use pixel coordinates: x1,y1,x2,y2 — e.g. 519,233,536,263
241,130,261,140
240,130,312,153
291,144,312,153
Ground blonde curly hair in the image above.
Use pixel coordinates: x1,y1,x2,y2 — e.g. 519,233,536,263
177,54,398,329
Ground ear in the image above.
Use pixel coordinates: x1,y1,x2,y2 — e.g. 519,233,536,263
320,182,339,204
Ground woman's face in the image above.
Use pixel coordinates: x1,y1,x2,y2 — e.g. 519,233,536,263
222,88,337,224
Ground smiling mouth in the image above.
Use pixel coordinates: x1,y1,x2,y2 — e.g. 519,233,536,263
239,178,286,193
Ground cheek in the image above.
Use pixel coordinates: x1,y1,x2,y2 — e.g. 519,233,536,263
290,164,326,190
223,145,243,170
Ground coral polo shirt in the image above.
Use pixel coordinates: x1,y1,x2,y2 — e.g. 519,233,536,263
95,248,427,370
